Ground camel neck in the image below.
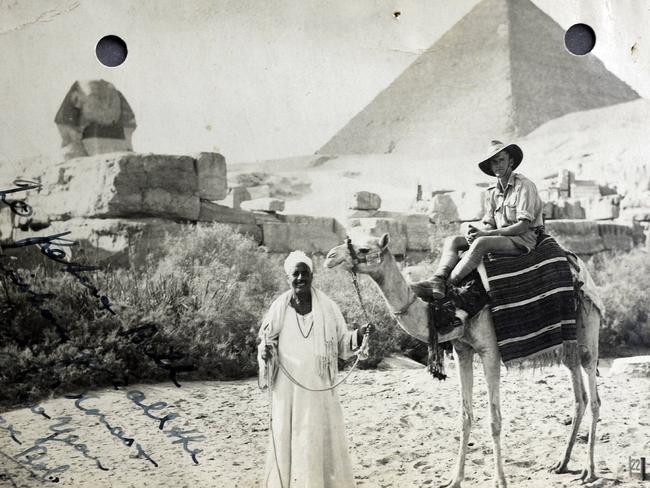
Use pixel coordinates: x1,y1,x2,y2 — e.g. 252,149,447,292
366,252,429,343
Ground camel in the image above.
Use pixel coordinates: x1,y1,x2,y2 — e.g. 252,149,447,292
323,233,602,488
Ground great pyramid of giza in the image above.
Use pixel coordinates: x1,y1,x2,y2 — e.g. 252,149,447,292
318,0,639,156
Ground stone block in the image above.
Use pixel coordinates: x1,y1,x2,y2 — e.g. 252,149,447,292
545,220,604,255
598,223,634,253
428,194,459,223
241,198,285,213
194,152,227,200
28,153,200,221
262,216,345,254
583,196,620,220
221,186,251,210
570,180,600,200
402,213,434,252
197,200,257,225
553,198,585,220
247,185,271,200
349,191,381,211
609,356,650,378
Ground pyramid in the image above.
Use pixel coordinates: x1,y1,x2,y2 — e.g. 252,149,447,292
318,0,639,156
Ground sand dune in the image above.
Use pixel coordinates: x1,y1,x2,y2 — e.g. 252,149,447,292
1,360,648,487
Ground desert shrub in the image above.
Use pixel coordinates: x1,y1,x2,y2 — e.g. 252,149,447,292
0,223,286,408
587,249,650,355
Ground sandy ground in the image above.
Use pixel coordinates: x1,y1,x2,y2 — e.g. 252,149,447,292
1,359,649,488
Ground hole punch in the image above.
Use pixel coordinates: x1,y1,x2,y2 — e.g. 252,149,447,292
564,23,596,55
96,35,128,67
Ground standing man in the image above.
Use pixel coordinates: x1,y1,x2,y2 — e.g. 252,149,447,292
411,140,544,300
258,251,367,488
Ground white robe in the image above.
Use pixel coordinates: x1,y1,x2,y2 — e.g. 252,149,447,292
259,290,358,488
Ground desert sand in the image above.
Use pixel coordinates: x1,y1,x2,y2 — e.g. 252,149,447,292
1,359,649,488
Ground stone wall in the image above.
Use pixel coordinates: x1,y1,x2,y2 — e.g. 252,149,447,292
544,220,635,256
0,152,347,266
3,167,644,268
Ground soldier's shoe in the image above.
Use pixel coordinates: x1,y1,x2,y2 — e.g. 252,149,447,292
410,276,447,301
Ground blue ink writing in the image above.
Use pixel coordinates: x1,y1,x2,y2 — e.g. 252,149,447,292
65,392,158,467
126,390,204,465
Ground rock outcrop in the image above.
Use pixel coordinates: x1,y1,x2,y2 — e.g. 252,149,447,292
609,356,650,378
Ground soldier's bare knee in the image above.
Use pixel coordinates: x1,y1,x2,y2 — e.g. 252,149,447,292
446,235,466,249
471,236,489,251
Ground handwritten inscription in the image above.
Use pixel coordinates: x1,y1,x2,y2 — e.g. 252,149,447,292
66,392,158,467
13,443,69,484
126,390,204,464
0,415,22,445
0,179,40,217
28,406,109,472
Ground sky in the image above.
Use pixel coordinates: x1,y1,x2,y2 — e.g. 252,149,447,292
0,0,648,167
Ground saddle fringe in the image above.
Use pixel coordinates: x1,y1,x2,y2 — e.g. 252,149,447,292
505,340,578,370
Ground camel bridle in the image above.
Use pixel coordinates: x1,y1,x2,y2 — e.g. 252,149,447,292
345,236,416,318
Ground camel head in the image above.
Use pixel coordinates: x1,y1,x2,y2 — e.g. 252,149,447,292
324,232,391,274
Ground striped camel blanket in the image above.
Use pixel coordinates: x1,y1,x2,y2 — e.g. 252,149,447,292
481,235,577,365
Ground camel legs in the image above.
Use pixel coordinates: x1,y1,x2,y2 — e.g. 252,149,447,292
441,345,474,488
578,358,599,483
551,300,600,482
550,363,587,473
480,348,507,488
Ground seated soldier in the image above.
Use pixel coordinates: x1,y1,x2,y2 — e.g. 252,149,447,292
411,140,544,300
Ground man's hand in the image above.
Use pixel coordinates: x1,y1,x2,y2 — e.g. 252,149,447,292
466,224,490,243
356,323,373,345
358,323,373,336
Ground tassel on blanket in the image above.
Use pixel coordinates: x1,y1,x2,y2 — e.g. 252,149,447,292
427,300,453,381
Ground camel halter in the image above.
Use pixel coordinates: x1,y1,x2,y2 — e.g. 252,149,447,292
345,237,417,318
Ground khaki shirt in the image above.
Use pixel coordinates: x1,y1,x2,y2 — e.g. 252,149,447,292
482,172,544,229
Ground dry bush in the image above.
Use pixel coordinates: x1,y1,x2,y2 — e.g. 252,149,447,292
0,223,285,408
588,248,650,355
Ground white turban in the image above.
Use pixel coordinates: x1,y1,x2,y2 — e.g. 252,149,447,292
283,250,313,275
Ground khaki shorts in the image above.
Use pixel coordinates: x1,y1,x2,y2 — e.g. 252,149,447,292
507,229,538,253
